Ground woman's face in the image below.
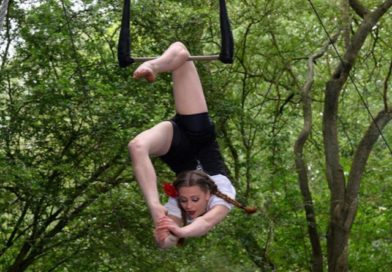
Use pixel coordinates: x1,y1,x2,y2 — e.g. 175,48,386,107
178,185,210,219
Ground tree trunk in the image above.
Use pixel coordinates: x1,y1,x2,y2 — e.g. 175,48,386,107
322,1,392,271
326,110,392,272
294,33,339,271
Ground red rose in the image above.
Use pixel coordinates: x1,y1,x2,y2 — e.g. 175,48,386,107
163,182,178,198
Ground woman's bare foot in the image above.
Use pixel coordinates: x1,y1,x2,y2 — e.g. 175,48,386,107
133,62,157,82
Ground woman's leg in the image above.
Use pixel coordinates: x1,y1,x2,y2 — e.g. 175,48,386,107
128,121,173,226
133,42,208,114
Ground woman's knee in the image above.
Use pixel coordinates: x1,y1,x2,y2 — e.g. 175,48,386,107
171,42,190,59
129,122,173,158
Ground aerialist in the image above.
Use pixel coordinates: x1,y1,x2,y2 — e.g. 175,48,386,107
128,41,255,249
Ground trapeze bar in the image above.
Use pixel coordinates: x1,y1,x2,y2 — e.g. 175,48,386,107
132,55,220,62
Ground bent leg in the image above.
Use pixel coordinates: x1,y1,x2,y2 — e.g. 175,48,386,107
128,121,173,225
133,42,208,115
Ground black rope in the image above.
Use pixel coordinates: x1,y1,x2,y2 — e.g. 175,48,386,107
307,0,392,155
117,0,234,67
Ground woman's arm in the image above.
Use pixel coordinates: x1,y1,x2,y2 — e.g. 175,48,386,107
158,205,230,238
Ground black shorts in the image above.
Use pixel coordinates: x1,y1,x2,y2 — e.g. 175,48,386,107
159,112,227,176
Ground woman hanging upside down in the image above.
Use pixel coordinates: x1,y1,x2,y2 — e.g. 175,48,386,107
128,42,255,249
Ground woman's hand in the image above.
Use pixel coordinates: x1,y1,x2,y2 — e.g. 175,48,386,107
157,216,186,238
154,217,170,249
154,217,182,249
154,219,170,242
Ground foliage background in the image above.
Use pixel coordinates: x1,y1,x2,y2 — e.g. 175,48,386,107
0,0,391,271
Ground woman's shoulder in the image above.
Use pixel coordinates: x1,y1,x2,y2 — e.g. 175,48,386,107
210,174,234,193
209,173,230,182
208,174,236,200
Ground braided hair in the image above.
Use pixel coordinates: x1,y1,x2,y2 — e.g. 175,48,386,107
173,170,256,217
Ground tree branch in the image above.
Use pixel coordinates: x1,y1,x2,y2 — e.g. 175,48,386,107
333,0,392,82
294,32,339,271
345,109,392,214
349,0,369,18
383,60,392,110
0,0,9,32
342,0,351,49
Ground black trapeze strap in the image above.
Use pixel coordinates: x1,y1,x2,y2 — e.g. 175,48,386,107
117,0,133,67
117,0,234,67
218,0,234,64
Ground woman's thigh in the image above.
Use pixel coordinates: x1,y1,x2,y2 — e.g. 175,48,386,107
172,61,208,115
133,121,174,157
